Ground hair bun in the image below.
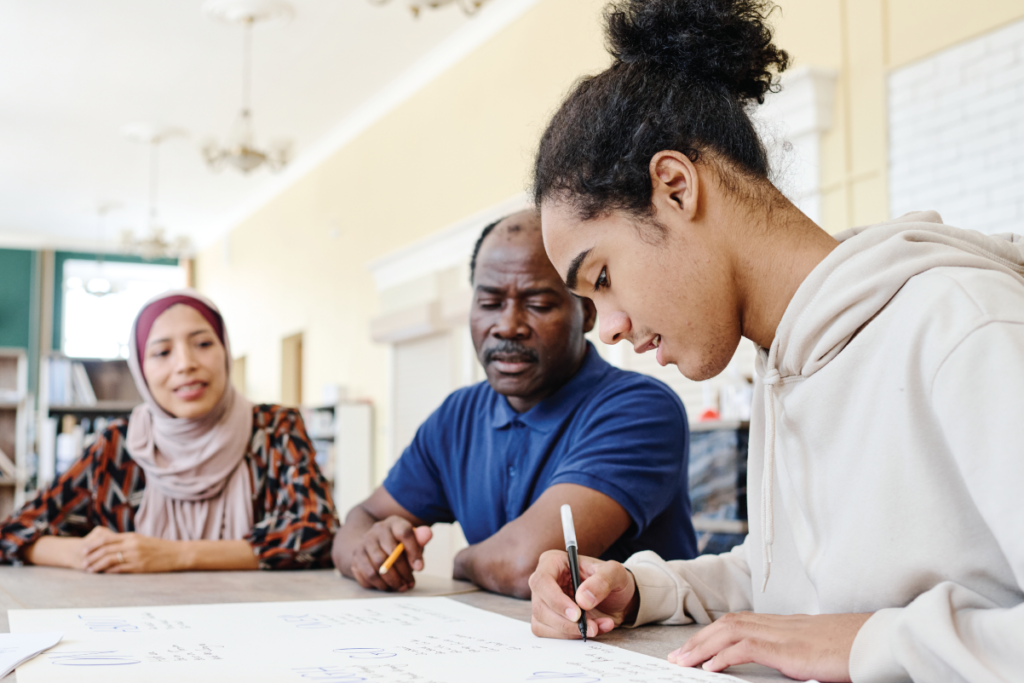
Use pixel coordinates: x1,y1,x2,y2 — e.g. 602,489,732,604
606,0,789,103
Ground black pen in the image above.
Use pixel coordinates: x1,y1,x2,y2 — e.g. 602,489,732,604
560,504,587,642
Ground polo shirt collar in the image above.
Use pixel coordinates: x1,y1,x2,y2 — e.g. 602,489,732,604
490,342,611,433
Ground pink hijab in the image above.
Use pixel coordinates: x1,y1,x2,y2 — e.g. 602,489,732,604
125,289,255,542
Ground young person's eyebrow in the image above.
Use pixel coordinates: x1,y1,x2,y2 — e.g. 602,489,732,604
564,249,592,291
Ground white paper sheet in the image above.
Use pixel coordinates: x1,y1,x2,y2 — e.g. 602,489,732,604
0,632,63,679
9,598,741,683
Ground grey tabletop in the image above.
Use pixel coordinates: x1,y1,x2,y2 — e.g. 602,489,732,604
0,567,784,682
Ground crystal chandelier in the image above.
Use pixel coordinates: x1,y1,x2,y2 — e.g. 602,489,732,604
120,124,192,261
202,0,293,174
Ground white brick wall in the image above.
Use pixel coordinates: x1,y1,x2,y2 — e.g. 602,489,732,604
889,17,1024,235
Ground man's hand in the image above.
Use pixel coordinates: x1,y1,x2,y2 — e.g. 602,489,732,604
80,527,185,573
529,549,639,639
668,612,873,682
347,516,432,592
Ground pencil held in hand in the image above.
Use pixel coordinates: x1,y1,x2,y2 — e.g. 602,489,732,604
379,543,405,575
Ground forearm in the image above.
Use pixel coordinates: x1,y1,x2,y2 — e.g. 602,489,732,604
453,542,536,599
625,544,753,627
178,540,259,571
332,505,379,577
23,536,85,569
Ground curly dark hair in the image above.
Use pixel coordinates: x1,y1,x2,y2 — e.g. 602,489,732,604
533,0,789,221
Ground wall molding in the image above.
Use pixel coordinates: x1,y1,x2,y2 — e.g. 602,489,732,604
368,191,529,291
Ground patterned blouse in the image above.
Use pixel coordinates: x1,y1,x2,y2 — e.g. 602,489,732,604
0,405,339,570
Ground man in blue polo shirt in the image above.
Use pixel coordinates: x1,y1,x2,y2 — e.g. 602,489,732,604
332,209,696,598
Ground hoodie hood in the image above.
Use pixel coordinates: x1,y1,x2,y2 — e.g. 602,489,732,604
765,210,1024,383
755,211,1024,589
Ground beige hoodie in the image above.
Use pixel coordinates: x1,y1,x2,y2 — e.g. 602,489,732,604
624,212,1024,682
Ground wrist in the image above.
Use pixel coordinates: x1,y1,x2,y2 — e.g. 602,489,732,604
622,568,640,626
175,540,196,571
452,547,471,581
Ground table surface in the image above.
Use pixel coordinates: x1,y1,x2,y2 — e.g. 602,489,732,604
0,567,784,682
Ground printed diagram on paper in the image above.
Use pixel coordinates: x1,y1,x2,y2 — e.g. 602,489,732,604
9,597,742,682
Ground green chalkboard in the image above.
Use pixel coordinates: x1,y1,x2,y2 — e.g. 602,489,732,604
0,249,35,349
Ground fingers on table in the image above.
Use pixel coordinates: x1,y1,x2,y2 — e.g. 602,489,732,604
669,612,773,671
84,544,125,574
81,527,118,554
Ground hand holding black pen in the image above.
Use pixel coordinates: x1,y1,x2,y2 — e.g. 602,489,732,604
560,504,588,642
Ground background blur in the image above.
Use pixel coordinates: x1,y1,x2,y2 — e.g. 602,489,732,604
1,1,1023,551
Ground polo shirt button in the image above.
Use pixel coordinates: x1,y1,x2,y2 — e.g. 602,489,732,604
508,466,516,477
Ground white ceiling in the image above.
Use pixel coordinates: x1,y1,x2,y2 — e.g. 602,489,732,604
0,0,525,253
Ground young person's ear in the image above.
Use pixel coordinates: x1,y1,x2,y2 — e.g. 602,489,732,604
649,151,699,222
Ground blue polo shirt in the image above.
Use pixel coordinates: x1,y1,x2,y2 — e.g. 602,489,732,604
383,343,697,562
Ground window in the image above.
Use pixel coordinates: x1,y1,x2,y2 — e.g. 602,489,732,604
62,259,186,359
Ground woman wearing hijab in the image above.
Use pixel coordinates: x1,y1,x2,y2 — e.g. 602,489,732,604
0,290,338,571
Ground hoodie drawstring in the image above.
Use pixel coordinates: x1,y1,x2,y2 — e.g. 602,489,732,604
761,368,780,592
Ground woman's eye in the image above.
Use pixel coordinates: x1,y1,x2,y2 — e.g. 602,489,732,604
593,267,610,292
198,340,213,348
151,350,169,358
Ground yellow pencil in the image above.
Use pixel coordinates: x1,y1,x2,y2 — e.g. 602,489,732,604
378,543,405,575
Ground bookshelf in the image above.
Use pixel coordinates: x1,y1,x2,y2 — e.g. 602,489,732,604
689,420,749,555
300,401,374,520
0,349,29,520
36,354,141,493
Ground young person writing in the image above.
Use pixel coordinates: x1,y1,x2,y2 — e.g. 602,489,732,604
0,290,338,572
526,0,1024,681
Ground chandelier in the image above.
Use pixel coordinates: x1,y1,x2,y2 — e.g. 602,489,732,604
202,0,293,174
83,203,123,297
120,124,192,261
371,0,487,17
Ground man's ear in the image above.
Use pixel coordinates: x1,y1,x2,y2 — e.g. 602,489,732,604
580,297,597,334
649,150,699,222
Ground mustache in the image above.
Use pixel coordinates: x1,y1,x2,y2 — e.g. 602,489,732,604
483,341,538,364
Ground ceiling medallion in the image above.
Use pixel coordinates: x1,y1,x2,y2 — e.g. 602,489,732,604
120,124,192,261
202,0,294,174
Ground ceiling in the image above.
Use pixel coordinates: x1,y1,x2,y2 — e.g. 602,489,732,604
0,0,516,253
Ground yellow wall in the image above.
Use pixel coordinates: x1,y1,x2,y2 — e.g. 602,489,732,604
196,0,1024,473
196,0,610,470
775,0,1024,232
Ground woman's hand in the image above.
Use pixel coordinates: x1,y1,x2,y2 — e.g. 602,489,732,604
529,549,639,640
81,527,185,574
668,612,873,682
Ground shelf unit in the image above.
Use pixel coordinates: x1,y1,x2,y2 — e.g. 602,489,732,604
300,401,374,520
689,420,750,554
0,349,30,520
36,354,140,492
